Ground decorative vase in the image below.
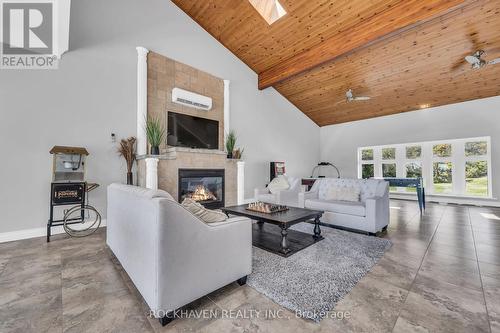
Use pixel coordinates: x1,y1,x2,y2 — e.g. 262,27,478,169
150,146,160,155
227,152,233,159
126,172,133,185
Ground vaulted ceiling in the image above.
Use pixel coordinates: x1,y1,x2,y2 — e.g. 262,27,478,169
171,0,500,126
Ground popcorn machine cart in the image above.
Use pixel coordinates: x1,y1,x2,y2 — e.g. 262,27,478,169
47,146,101,242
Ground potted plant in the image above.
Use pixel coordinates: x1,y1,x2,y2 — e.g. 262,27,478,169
225,130,237,159
118,137,136,185
145,116,165,155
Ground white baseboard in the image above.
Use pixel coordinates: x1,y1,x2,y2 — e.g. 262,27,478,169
0,219,107,244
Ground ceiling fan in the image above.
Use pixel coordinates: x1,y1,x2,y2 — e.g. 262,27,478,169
464,50,500,69
345,89,371,102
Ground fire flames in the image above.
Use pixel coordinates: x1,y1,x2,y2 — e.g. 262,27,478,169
188,185,217,202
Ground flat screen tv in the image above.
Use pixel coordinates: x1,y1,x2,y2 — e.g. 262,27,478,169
167,111,219,150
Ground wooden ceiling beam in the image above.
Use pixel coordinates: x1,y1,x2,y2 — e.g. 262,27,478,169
258,0,472,90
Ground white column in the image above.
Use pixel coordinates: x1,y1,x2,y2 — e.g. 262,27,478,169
452,140,465,195
237,161,245,205
137,47,149,156
145,158,159,190
223,80,230,147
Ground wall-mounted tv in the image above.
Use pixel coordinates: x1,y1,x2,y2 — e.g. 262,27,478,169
167,111,219,150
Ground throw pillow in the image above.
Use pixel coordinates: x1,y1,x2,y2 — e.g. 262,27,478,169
267,175,290,194
181,198,228,223
325,186,360,202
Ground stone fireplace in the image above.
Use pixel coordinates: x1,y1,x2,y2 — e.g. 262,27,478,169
135,48,244,206
137,147,244,207
178,169,224,209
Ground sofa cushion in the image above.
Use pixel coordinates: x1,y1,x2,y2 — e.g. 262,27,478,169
286,176,300,191
324,186,360,202
181,198,228,223
305,199,366,217
317,178,384,202
267,175,290,194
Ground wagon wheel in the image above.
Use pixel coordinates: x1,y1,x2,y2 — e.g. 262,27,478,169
63,204,101,237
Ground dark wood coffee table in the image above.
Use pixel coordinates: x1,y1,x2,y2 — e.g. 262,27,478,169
221,205,324,257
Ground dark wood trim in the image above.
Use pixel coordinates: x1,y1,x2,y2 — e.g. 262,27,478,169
252,222,323,257
221,205,323,226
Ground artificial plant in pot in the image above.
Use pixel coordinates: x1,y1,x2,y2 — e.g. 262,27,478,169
145,116,165,155
225,130,237,158
118,137,136,185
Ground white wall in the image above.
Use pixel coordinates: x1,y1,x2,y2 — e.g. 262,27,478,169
0,0,319,234
320,96,500,205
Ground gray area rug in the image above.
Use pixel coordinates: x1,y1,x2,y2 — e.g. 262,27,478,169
247,222,392,322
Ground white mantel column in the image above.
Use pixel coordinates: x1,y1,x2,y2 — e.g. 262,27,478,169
223,80,230,146
136,47,149,156
237,161,245,205
145,158,159,190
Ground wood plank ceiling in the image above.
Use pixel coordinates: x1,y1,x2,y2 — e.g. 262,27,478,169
171,0,500,126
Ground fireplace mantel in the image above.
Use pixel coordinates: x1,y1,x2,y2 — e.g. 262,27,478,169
137,147,228,161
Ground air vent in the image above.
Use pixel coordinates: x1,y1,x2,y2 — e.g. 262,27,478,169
171,88,213,111
176,98,210,109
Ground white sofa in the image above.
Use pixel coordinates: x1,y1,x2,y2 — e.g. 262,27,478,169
298,178,389,234
254,176,303,207
106,184,252,326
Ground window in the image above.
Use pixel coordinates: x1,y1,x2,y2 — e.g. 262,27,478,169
361,149,373,160
433,162,453,194
464,140,488,196
360,148,374,179
465,141,487,156
382,163,396,177
406,162,422,192
382,148,396,160
433,144,452,157
466,161,488,196
358,137,491,198
406,146,421,159
406,162,422,178
362,164,374,179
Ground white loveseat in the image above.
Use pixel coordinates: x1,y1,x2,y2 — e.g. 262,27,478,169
254,176,303,207
106,184,252,326
298,178,389,234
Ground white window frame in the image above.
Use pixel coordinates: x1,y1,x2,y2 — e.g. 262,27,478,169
357,136,492,198
381,147,397,178
359,148,375,179
403,145,423,193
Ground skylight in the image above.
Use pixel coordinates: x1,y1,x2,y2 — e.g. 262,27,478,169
248,0,287,25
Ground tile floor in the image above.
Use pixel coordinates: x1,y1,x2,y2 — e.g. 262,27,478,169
0,200,499,332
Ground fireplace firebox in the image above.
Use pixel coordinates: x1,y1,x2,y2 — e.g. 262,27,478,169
178,169,225,209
